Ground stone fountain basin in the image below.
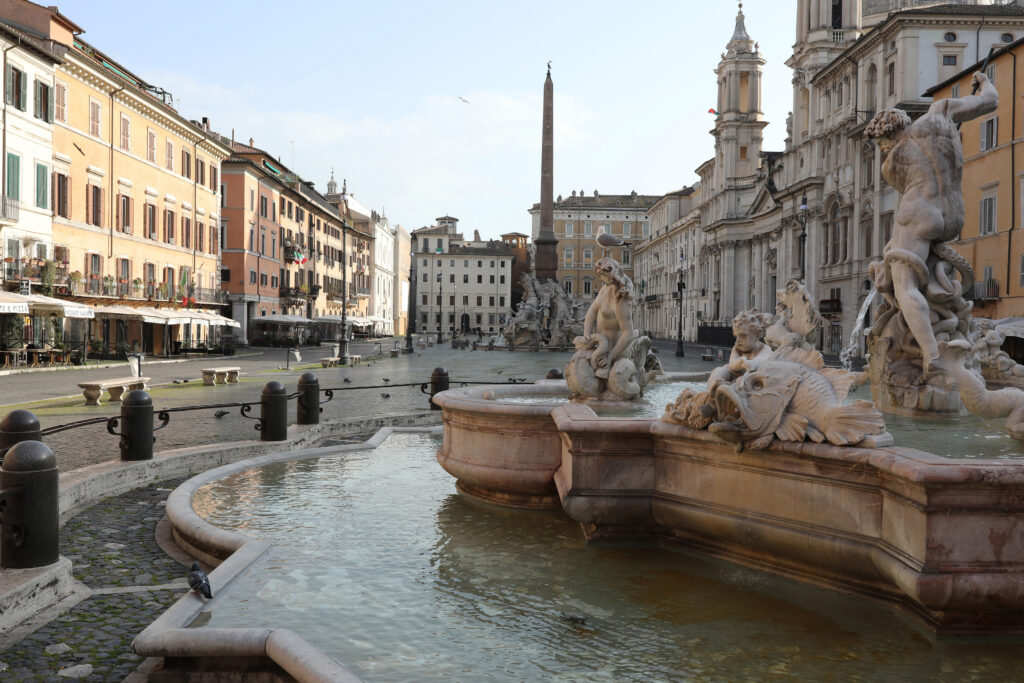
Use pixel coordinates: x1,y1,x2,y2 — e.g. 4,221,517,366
436,382,1024,633
433,373,705,510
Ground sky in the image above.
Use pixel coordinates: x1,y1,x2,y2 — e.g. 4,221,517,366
58,0,797,240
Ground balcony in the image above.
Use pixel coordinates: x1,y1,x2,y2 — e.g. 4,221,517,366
644,294,661,303
0,195,18,223
969,279,1001,302
192,286,226,304
819,298,842,315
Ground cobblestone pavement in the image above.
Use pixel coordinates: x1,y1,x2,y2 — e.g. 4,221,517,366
0,479,188,682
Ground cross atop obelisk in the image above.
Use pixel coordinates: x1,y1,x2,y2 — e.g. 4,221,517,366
534,62,558,282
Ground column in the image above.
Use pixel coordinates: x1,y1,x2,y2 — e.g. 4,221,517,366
232,301,249,344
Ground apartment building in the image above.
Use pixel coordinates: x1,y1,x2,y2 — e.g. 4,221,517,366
528,191,657,310
412,216,514,337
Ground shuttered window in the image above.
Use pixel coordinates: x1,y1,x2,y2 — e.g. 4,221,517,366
54,81,66,123
6,153,19,200
146,128,156,162
89,99,101,137
34,162,47,209
165,141,173,171
120,115,130,150
5,65,26,111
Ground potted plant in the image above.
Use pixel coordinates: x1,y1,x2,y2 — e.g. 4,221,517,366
132,278,142,295
68,271,82,293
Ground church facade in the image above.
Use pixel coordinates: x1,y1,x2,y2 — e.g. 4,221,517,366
638,0,1024,354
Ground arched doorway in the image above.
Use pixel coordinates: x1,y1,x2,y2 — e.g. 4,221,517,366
461,313,470,333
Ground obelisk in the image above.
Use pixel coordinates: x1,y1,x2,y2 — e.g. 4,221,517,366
534,63,558,283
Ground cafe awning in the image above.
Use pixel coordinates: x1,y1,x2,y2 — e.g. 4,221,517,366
253,314,313,325
0,291,30,315
23,294,95,319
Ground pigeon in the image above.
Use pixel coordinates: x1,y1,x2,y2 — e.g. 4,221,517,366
380,393,391,399
172,379,190,384
494,369,504,374
382,377,391,383
213,410,229,419
343,378,352,384
188,562,212,599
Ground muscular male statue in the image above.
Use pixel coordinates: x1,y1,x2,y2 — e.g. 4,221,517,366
866,71,997,377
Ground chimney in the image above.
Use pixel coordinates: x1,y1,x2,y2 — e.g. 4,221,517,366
249,137,254,146
474,229,481,241
201,116,210,130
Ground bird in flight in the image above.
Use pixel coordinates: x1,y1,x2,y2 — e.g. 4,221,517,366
458,97,470,104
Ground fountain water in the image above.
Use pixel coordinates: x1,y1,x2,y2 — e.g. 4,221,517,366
840,287,876,372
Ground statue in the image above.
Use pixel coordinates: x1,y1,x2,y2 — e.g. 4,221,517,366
501,273,583,349
972,318,1024,385
707,310,773,395
865,71,1002,416
565,236,659,401
664,345,889,452
866,71,997,380
765,279,821,351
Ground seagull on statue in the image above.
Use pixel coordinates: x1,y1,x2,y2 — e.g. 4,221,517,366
188,562,212,599
596,232,624,248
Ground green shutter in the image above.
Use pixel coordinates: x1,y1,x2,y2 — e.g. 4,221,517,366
47,84,54,123
6,153,19,201
35,163,47,209
4,65,11,107
18,71,26,111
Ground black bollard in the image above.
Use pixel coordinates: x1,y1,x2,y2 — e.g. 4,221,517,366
546,368,564,380
0,440,59,569
429,367,449,411
296,373,320,426
0,410,41,463
118,390,155,461
261,381,288,441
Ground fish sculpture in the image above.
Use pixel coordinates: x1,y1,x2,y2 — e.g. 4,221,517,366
667,346,888,452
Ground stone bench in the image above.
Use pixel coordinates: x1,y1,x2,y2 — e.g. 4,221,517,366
349,355,362,365
201,366,241,386
390,349,399,358
320,357,340,368
77,377,151,406
701,348,714,361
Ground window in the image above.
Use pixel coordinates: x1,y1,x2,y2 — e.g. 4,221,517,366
54,81,66,123
183,216,191,249
476,296,482,306
565,221,574,236
5,65,26,111
86,253,102,294
54,172,69,218
86,184,103,226
196,158,205,186
942,55,957,67
117,258,131,296
981,118,998,151
34,80,53,122
147,128,156,162
250,270,257,284
500,275,505,284
165,141,174,171
120,115,130,150
116,193,132,233
476,274,482,283
980,195,997,235
181,150,192,179
146,263,156,297
34,162,47,209
210,166,218,192
489,275,495,284
499,296,505,307
623,222,632,236
164,209,175,243
584,221,593,236
583,248,593,264
642,221,650,237
944,32,957,42
210,226,218,255
987,64,997,85
1003,33,1014,44
740,146,748,160
583,278,592,295
144,203,157,239
89,99,101,137
197,222,205,252
622,249,630,266
951,83,960,99
463,274,468,283
564,279,573,294
887,62,895,96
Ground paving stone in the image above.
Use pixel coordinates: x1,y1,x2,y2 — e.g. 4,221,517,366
44,643,71,655
56,663,92,677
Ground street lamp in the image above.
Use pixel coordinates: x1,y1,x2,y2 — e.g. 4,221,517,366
675,265,686,357
405,250,414,353
798,192,809,282
339,220,350,365
436,270,444,344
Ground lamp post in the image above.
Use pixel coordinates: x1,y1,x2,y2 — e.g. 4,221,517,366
798,192,809,282
639,279,646,337
405,250,414,353
436,270,443,344
339,220,350,365
675,266,685,357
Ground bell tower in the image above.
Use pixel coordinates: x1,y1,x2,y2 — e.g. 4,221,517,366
712,3,768,216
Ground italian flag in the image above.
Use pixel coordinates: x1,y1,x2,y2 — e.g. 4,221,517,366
708,108,718,115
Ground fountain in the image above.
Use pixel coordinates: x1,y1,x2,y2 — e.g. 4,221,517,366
432,77,1024,628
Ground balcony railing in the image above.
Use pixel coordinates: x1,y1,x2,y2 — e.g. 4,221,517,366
192,286,226,304
0,195,19,222
819,298,842,314
969,279,1000,302
644,294,660,303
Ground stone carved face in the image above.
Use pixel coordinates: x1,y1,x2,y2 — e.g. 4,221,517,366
732,311,768,353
